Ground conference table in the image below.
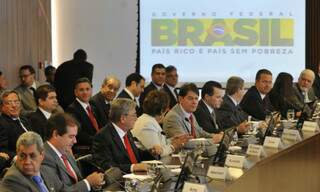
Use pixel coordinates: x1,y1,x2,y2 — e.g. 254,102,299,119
104,130,320,192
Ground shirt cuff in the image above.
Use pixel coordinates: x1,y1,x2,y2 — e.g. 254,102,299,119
130,164,134,172
83,179,91,191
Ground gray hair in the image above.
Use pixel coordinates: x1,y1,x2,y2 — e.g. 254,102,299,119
102,75,121,87
299,69,315,83
226,76,244,96
16,132,44,153
109,98,136,123
0,90,21,105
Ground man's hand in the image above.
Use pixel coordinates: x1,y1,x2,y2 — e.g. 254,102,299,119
237,121,250,133
212,132,224,144
150,145,163,156
86,172,104,188
0,152,9,160
132,163,150,172
171,134,192,150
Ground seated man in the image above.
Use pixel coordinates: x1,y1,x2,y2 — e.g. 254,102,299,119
240,69,274,120
92,98,154,173
1,132,66,191
293,69,318,104
216,76,250,132
163,83,223,143
42,113,104,191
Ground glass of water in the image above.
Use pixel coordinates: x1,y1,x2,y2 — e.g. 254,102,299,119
287,109,295,121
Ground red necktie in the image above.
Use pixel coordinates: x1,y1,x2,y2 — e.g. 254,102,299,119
86,105,99,132
123,134,138,164
189,115,196,138
61,154,78,182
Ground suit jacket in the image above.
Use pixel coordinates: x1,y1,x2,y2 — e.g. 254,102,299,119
42,142,88,192
194,100,220,134
139,82,158,109
15,81,41,115
66,100,101,147
28,109,49,141
163,84,178,109
54,60,93,109
1,163,68,192
90,92,110,127
92,123,154,173
293,83,317,104
313,74,320,98
0,114,32,158
117,89,143,116
240,86,273,120
163,104,212,138
216,95,248,129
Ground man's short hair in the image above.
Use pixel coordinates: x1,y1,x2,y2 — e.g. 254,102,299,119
165,65,177,73
143,90,169,117
179,83,199,97
0,90,20,106
201,81,222,98
151,63,166,74
19,65,35,74
125,73,144,87
44,66,56,76
35,84,56,105
47,113,80,139
225,76,244,96
109,98,136,123
255,69,272,81
74,77,92,89
16,132,44,153
299,69,315,82
102,75,121,87
73,49,87,61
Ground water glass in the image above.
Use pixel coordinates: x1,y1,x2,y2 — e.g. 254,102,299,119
287,109,295,121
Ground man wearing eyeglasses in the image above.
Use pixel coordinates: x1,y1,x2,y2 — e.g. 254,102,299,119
0,90,33,160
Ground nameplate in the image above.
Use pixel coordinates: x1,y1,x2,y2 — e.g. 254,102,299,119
246,144,266,157
207,166,229,180
225,154,246,169
282,129,302,142
302,121,319,132
263,136,282,148
182,182,207,192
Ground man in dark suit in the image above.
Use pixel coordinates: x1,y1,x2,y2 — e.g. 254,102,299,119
90,75,121,127
29,84,59,140
54,49,94,109
42,113,104,191
139,64,166,108
240,69,273,120
15,65,41,115
0,90,32,159
66,78,101,154
163,65,179,109
92,98,154,173
44,65,56,86
1,132,67,192
117,73,145,116
293,69,318,105
216,77,250,132
194,81,224,133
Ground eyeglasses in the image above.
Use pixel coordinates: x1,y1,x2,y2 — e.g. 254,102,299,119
125,113,137,118
19,73,32,78
3,100,20,105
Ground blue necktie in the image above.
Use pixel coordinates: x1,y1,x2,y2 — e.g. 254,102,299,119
32,175,49,192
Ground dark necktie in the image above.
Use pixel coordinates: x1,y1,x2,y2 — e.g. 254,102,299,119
14,118,28,132
29,87,36,96
123,134,138,164
32,175,49,192
189,115,196,138
211,110,219,130
61,154,78,182
86,105,99,132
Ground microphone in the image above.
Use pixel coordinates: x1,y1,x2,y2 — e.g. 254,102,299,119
104,167,124,186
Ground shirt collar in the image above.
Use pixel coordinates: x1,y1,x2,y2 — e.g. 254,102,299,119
112,122,127,138
152,82,163,90
47,141,63,158
202,99,214,114
228,95,238,106
38,107,51,119
124,88,135,100
259,93,266,100
76,98,90,111
179,104,192,119
29,82,37,90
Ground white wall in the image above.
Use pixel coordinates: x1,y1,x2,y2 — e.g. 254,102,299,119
52,0,138,93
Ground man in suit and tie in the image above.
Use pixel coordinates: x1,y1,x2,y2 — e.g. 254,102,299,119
293,69,318,105
240,69,274,120
29,84,59,140
42,113,104,191
1,132,67,192
15,65,41,115
139,64,166,107
66,77,101,155
90,75,121,127
117,73,145,116
194,81,224,134
0,90,32,159
54,49,94,109
92,98,154,173
216,77,250,132
163,65,179,109
163,83,223,143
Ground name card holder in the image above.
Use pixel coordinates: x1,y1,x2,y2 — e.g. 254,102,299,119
225,154,247,169
182,182,207,192
263,136,283,148
246,144,266,157
302,121,319,132
281,129,302,142
207,166,230,181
